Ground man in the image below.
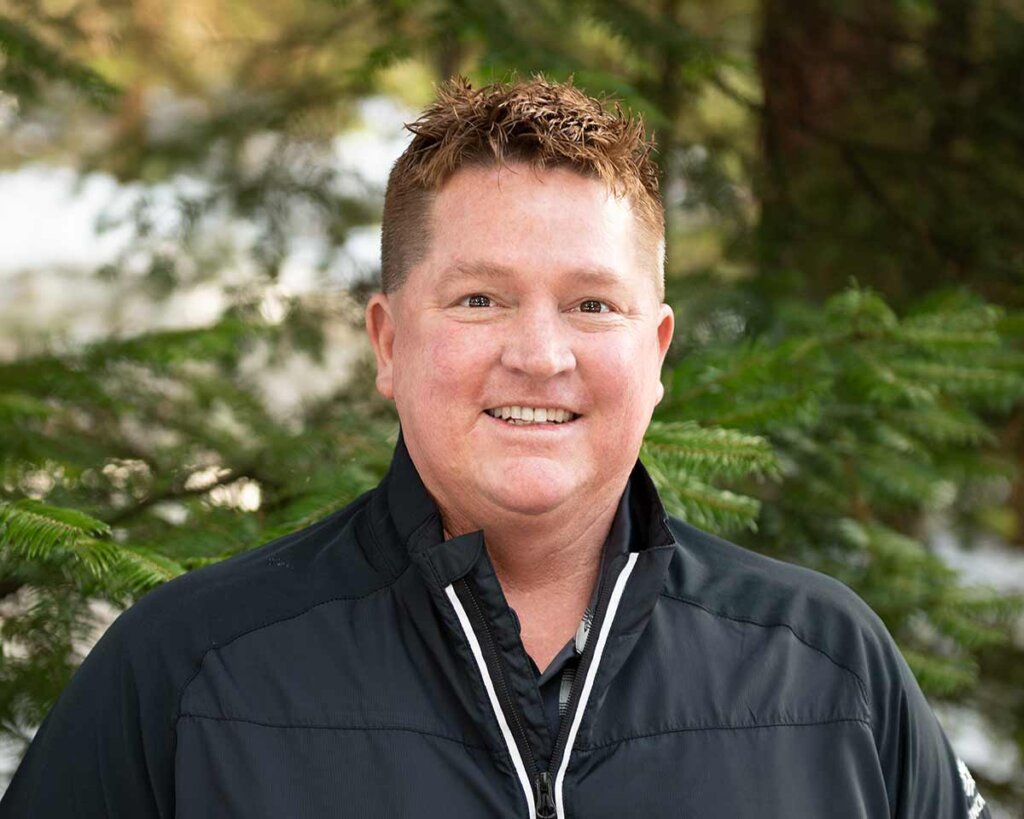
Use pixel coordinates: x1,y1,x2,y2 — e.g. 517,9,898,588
1,77,990,818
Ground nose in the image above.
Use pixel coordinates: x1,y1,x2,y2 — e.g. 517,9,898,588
499,304,577,379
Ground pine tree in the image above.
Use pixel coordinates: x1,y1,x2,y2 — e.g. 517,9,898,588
644,282,1024,697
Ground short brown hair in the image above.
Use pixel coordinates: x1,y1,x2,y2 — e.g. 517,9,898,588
379,74,664,295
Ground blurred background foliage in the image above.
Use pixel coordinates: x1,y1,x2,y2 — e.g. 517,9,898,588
2,0,1024,811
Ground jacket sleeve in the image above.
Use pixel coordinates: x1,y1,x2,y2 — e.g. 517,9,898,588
866,613,992,819
0,605,178,818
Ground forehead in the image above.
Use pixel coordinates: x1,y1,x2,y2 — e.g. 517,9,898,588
435,162,633,230
421,164,644,282
436,257,630,292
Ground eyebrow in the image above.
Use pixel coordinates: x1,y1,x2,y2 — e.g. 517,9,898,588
438,261,514,288
438,260,627,289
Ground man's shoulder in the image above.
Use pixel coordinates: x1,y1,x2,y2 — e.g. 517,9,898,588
663,516,875,612
105,486,392,673
658,521,990,818
662,516,897,697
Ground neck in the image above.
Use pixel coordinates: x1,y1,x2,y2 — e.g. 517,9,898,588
438,486,623,600
436,482,628,672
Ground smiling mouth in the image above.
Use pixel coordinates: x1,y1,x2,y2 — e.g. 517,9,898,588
483,405,581,425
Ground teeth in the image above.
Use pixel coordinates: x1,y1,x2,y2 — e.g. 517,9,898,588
485,406,579,425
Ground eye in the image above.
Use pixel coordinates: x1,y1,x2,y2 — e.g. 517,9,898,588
576,299,611,314
460,294,492,308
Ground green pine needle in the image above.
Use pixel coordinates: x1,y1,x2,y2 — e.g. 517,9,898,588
0,500,111,559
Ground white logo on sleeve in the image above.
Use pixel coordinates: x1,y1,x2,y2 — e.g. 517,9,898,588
957,757,986,819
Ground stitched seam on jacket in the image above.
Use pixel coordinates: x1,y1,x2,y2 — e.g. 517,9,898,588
578,716,872,751
177,713,487,750
659,591,872,713
366,501,401,577
407,512,441,555
175,563,414,723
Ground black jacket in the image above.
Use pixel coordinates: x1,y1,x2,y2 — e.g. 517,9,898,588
0,433,991,818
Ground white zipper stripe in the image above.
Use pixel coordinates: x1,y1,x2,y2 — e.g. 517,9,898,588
444,583,537,819
554,552,639,819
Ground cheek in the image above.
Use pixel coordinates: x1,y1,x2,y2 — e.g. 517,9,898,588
585,336,650,393
432,327,484,385
394,322,494,402
582,334,662,422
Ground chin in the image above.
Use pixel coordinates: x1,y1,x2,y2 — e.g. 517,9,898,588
483,461,580,516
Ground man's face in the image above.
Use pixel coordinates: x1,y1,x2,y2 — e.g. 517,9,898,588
366,163,674,523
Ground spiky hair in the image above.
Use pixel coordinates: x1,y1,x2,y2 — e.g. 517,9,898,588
379,74,664,294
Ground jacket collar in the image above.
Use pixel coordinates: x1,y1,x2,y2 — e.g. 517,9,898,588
385,428,446,552
368,426,676,586
368,426,679,760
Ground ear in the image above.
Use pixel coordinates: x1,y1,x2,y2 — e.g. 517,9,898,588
365,292,397,400
654,302,675,405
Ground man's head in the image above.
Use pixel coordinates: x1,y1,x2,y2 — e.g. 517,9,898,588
380,75,665,298
366,76,673,528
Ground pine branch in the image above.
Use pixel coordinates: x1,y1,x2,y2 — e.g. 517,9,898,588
642,455,763,534
643,420,780,482
0,500,110,559
0,500,183,599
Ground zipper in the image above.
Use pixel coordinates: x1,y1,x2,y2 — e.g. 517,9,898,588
458,579,542,778
549,552,638,818
446,551,640,819
534,770,556,817
444,581,538,817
